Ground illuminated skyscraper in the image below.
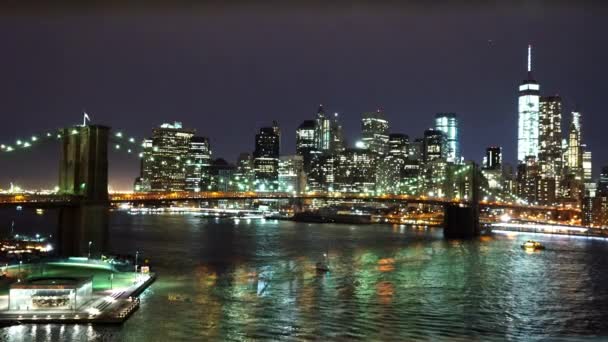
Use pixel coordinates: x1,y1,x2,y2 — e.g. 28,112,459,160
334,148,376,193
361,109,389,155
146,122,195,192
538,96,562,178
566,111,583,179
185,136,212,192
517,45,541,162
278,155,306,194
482,146,503,191
329,112,346,154
434,113,459,163
296,120,317,173
314,105,331,152
234,153,254,191
537,96,562,204
484,147,502,170
583,149,593,190
377,134,409,194
423,128,446,162
253,125,280,191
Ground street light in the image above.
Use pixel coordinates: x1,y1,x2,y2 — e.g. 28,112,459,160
88,241,92,259
135,251,139,272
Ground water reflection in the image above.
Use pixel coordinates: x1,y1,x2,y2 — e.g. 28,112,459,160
0,212,607,340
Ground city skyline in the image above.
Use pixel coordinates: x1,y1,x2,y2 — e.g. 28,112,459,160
0,2,607,189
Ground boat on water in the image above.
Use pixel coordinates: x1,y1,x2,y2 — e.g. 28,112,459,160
315,261,330,272
521,240,545,251
315,252,330,273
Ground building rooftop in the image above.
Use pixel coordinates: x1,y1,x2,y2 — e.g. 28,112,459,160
11,276,93,290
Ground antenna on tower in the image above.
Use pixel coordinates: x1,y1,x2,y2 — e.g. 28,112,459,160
527,44,532,73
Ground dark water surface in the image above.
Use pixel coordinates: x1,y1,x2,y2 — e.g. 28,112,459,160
1,211,608,341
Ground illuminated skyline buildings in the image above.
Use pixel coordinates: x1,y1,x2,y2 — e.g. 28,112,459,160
484,147,502,170
314,105,331,152
566,111,583,179
185,136,212,192
296,120,316,173
329,112,346,155
517,45,541,162
334,148,376,193
361,109,389,155
536,95,563,204
253,125,280,191
434,113,460,163
423,128,446,162
146,122,195,192
278,155,306,194
538,96,563,180
377,134,409,194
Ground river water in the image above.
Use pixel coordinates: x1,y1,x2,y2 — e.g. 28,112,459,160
1,211,608,341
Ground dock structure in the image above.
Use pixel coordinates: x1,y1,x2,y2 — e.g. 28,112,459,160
0,272,156,325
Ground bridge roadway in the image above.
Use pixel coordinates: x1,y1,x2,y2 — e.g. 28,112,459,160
0,191,580,214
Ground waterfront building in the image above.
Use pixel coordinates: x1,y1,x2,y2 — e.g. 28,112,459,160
517,45,541,162
361,109,389,156
296,120,317,173
307,154,334,192
334,148,376,193
376,134,409,194
278,155,306,194
185,136,212,192
134,138,154,192
9,277,93,311
434,113,460,163
253,126,280,191
210,158,236,192
234,153,254,192
144,122,195,192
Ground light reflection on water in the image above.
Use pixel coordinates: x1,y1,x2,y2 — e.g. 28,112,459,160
0,212,608,341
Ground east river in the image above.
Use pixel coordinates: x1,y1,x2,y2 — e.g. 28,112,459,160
1,211,608,341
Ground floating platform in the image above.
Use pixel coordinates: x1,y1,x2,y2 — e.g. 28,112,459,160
0,273,156,326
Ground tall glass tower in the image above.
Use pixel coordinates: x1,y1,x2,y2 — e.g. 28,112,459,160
434,113,459,163
361,109,389,155
517,45,541,162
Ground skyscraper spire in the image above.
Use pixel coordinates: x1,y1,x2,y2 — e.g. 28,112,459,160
527,44,532,73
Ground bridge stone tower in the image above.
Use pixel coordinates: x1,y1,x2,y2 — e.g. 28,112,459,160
59,125,109,201
443,162,481,239
57,125,110,257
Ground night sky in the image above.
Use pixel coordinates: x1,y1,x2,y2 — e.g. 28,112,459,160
0,2,606,190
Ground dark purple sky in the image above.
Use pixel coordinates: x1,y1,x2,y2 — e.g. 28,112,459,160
0,2,607,190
